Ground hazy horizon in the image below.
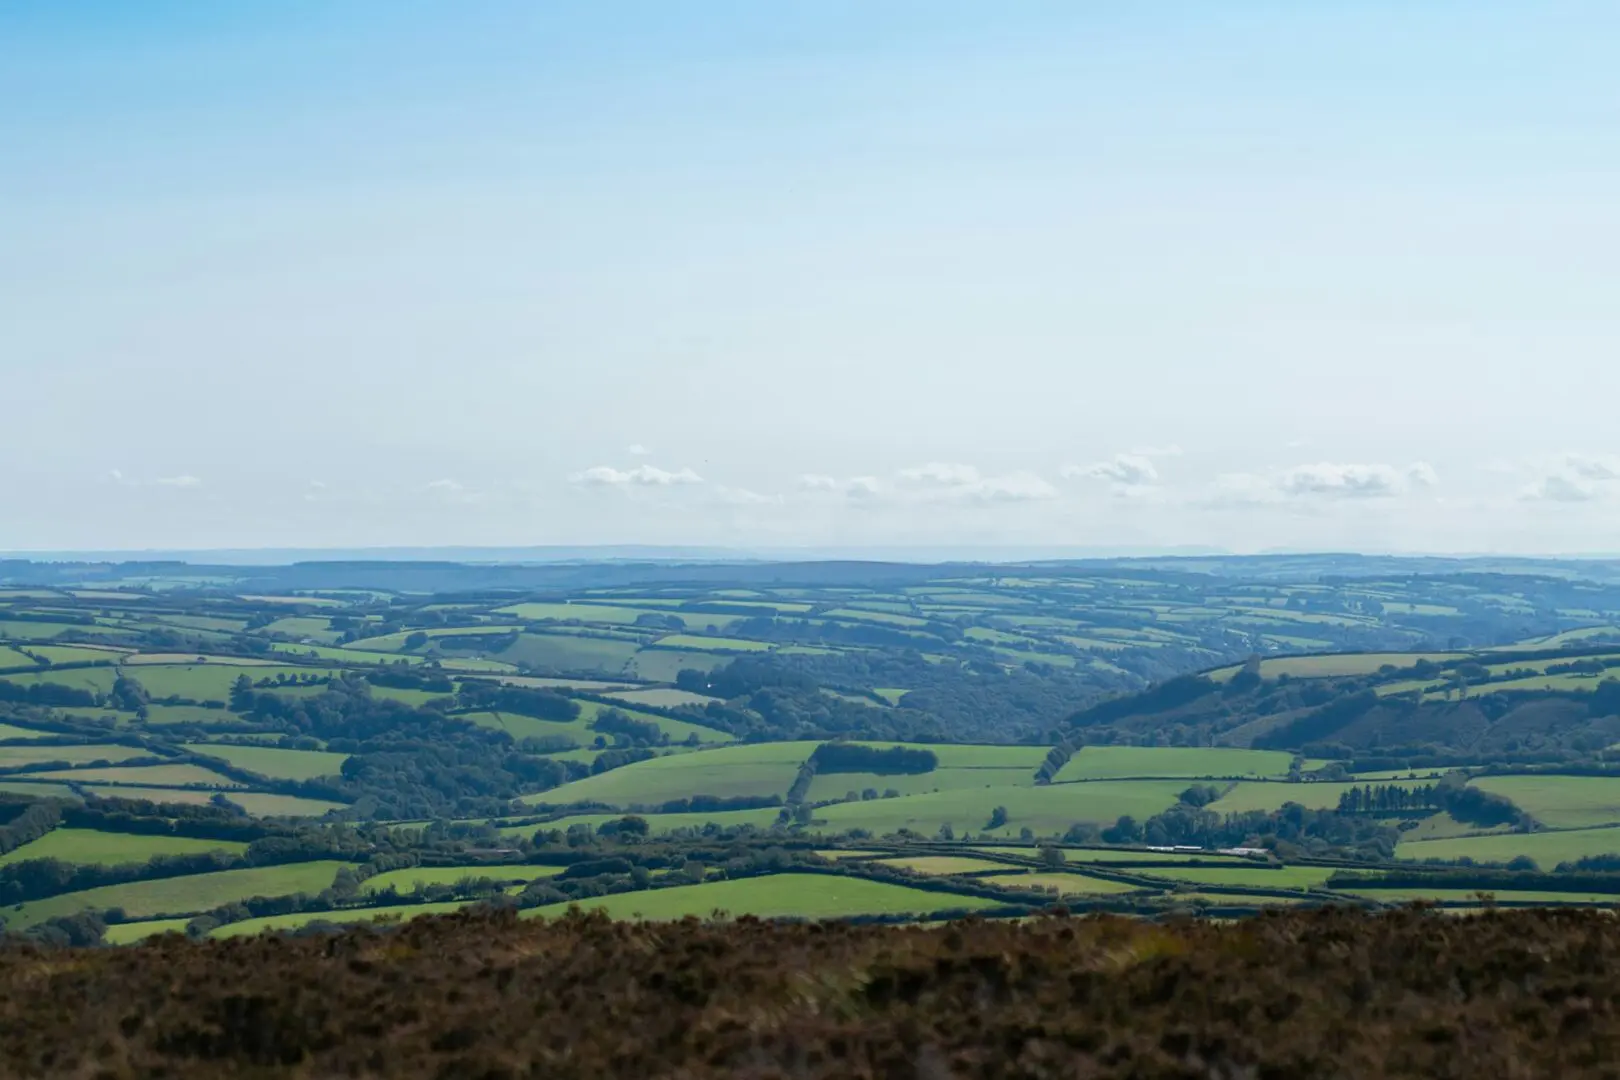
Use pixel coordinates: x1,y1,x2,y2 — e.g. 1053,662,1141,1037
5,3,1618,554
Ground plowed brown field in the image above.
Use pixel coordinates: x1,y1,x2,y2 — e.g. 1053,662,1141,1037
3,906,1619,1077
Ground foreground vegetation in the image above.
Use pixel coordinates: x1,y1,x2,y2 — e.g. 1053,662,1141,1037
5,905,1620,1077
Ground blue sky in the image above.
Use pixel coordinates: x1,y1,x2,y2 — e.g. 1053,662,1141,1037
4,2,1619,554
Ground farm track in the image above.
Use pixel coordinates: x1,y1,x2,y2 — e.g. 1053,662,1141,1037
3,907,1620,1077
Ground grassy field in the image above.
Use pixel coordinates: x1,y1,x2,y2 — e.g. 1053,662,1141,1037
1211,780,1426,814
871,855,1014,876
1345,887,1620,905
0,722,53,741
522,743,818,807
503,806,786,836
4,861,351,928
650,634,773,653
1397,826,1620,868
1,667,121,694
181,743,350,780
974,847,1250,864
1207,653,1464,681
523,873,1000,921
103,917,194,944
980,872,1142,895
0,828,249,867
361,865,562,893
210,900,477,938
1469,776,1620,829
1132,865,1337,889
227,793,348,817
1054,746,1296,782
78,785,220,806
626,649,730,682
494,633,641,673
33,763,242,788
124,664,318,702
571,700,733,745
812,781,1189,838
602,688,721,710
806,767,1038,803
0,744,149,768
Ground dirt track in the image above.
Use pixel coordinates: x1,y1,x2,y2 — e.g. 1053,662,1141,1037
3,906,1619,1077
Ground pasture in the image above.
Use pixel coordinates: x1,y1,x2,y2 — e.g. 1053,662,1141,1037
1469,775,1620,829
805,767,1038,802
0,828,248,867
227,793,348,817
602,688,721,710
210,900,476,938
649,634,773,653
181,743,351,781
1053,746,1296,782
980,872,1142,896
870,855,1012,876
33,763,243,788
1397,826,1620,869
522,873,1001,921
125,664,317,702
362,865,562,893
522,743,818,807
811,780,1189,838
1210,780,1427,814
4,860,351,928
494,633,640,673
503,806,786,836
0,744,149,768
1131,865,1336,889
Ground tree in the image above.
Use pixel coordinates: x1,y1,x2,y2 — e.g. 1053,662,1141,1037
986,806,1009,830
404,632,429,651
1038,844,1065,868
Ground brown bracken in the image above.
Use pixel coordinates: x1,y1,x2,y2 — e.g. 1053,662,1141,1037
2,905,1617,1078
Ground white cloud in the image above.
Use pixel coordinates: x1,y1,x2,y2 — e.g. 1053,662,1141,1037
426,479,463,492
965,471,1058,503
1526,474,1598,503
108,469,124,483
1565,454,1620,482
308,479,328,489
896,462,983,488
808,465,1055,506
154,475,202,488
1066,454,1159,487
1204,461,1437,507
626,444,650,456
1276,462,1437,499
713,486,781,506
570,464,704,487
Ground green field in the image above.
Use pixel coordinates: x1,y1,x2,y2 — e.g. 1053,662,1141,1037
522,742,818,808
0,722,53,741
78,785,221,806
103,917,194,944
0,828,248,867
4,860,350,928
459,710,596,746
210,901,476,938
1207,652,1465,681
980,872,1142,895
495,633,641,673
649,634,773,653
625,649,730,682
362,865,562,893
1345,887,1620,905
1054,746,1296,782
1,667,121,695
571,699,733,745
1211,780,1426,814
227,793,348,817
1397,826,1620,868
523,873,1000,921
1470,776,1620,829
504,806,786,836
603,688,721,710
1133,865,1336,889
123,664,318,702
806,767,1038,803
33,763,242,788
0,743,149,768
974,846,1250,864
181,743,351,780
812,780,1189,838
871,855,1012,876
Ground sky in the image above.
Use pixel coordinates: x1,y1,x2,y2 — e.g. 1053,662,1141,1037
3,1,1619,556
